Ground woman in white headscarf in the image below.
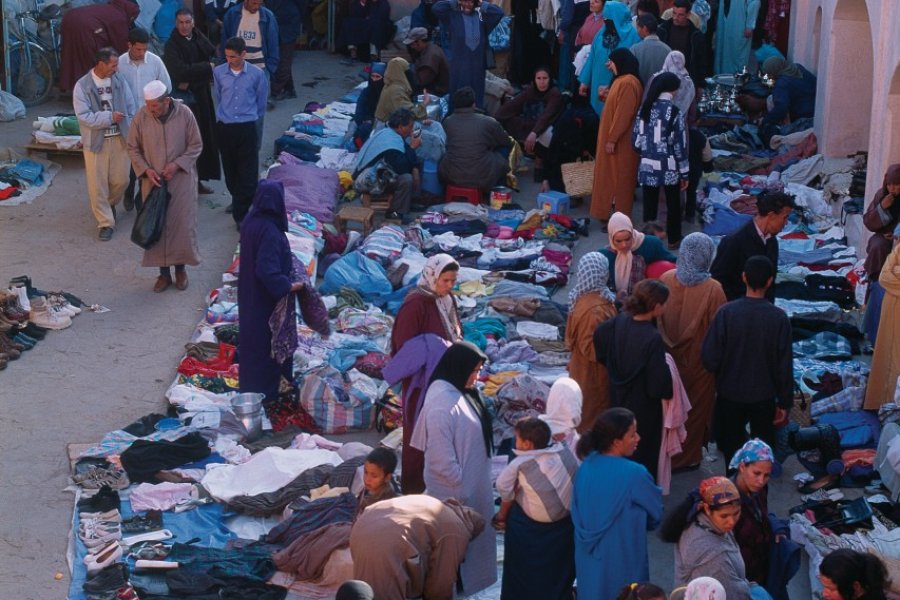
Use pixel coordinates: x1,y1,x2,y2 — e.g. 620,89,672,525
565,252,618,433
657,232,726,469
651,50,695,116
390,253,462,492
599,212,675,299
540,376,584,451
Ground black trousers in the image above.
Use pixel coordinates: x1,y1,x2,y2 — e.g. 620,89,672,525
642,184,682,244
216,121,259,224
715,397,776,467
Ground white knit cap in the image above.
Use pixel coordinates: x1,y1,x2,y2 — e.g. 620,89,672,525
143,79,167,100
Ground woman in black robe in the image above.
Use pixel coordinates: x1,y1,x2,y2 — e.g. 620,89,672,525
337,0,396,61
593,279,673,480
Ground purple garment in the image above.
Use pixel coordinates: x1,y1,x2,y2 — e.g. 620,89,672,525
238,180,293,403
267,153,341,224
270,256,331,363
382,333,451,425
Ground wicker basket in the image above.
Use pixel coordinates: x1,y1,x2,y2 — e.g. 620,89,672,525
561,158,594,199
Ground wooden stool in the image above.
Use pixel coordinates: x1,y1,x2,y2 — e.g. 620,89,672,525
445,184,481,205
336,206,375,237
361,192,393,213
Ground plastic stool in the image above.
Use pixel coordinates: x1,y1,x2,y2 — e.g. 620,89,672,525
445,184,481,205
336,206,375,237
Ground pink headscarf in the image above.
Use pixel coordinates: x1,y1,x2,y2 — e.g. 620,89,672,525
607,212,645,293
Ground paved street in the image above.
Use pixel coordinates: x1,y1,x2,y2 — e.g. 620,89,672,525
0,50,814,598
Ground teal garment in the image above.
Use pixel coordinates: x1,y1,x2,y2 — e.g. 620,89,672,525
572,453,663,600
462,318,507,350
577,1,640,117
714,0,761,74
598,235,676,291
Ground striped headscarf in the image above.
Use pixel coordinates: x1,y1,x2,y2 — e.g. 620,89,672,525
675,232,716,287
569,252,616,310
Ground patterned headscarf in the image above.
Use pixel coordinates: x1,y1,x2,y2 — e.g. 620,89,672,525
675,232,716,287
728,438,775,470
685,577,726,600
416,253,462,342
698,476,740,507
607,212,645,293
568,252,616,310
660,50,695,114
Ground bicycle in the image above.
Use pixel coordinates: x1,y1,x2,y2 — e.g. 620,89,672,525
5,0,62,106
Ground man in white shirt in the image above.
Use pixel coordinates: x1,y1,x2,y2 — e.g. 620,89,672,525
118,27,172,212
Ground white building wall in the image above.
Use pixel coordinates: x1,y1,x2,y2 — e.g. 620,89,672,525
790,0,900,200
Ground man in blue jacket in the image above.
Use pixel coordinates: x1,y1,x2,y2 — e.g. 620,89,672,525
221,0,279,151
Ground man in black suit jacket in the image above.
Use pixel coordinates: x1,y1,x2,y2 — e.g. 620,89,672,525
710,191,796,301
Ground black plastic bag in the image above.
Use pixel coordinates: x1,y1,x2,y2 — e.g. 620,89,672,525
131,182,170,249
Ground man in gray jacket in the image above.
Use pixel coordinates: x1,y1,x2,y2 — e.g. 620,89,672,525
631,14,672,87
74,47,136,241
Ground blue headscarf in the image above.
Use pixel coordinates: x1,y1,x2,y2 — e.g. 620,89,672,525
728,438,775,470
675,232,716,287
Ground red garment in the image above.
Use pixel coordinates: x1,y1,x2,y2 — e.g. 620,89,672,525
58,0,140,91
0,186,19,200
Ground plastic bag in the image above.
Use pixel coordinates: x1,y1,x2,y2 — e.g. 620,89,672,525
131,182,170,249
0,91,26,122
320,251,392,300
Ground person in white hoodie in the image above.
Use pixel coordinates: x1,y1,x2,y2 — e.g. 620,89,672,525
540,377,583,453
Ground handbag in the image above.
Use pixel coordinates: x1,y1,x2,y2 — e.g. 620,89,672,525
560,156,594,198
131,182,170,249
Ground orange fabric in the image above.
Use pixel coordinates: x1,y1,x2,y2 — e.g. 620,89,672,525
590,74,643,220
565,293,617,433
657,273,727,468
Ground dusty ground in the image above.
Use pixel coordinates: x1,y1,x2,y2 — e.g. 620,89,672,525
0,50,813,599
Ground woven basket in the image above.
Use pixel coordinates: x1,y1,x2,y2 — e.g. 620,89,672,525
561,158,594,199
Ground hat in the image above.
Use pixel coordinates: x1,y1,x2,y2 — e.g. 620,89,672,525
403,27,428,45
143,79,167,100
371,62,387,76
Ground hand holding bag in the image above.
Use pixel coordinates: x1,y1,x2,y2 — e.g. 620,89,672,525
131,182,170,249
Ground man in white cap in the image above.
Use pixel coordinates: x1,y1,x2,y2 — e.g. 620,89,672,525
126,80,203,292
73,47,136,241
404,26,450,96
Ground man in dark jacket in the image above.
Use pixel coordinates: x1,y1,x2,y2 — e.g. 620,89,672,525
702,256,794,465
439,87,511,193
711,190,795,301
657,0,706,89
164,8,221,191
267,0,304,99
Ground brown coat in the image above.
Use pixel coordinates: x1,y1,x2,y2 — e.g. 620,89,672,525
590,74,642,220
350,495,485,600
565,293,617,433
865,244,900,410
657,273,726,468
127,100,202,268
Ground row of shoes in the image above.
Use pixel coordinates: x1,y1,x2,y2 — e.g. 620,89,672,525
77,486,125,576
0,287,49,370
72,463,131,491
79,509,122,551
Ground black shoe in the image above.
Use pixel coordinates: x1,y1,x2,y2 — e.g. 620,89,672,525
134,195,143,213
121,510,163,534
22,322,48,339
111,205,117,221
60,291,86,308
98,227,114,242
123,193,134,212
77,485,120,513
82,563,128,594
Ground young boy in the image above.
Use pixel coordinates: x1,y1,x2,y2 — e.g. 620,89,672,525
492,417,579,596
355,447,399,519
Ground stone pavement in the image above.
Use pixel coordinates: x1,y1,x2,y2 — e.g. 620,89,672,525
0,50,813,598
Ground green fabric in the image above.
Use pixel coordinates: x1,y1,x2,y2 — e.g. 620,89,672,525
52,116,80,136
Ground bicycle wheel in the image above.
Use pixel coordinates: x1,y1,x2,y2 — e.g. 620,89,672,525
9,41,54,107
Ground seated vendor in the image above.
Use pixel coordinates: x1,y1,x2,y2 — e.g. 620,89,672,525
495,66,565,193
404,27,450,96
439,86,512,194
353,108,422,222
600,212,676,300
761,57,816,128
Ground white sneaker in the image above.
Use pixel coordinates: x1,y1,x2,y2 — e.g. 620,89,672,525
48,293,80,317
29,298,72,330
10,285,30,312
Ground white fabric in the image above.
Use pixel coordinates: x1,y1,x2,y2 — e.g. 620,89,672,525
516,321,559,340
236,9,263,63
200,447,343,501
540,377,582,438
